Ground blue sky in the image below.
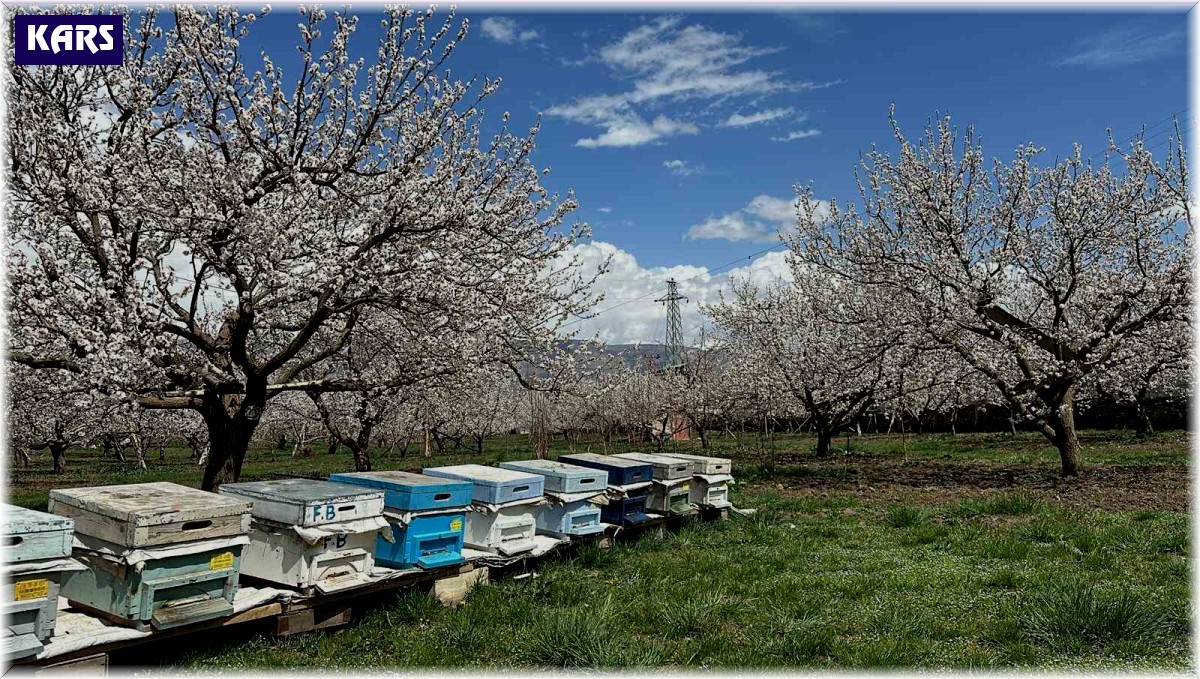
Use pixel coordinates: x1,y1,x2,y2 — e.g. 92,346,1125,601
240,9,1187,344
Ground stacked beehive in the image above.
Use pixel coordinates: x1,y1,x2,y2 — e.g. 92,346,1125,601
217,479,389,594
558,453,653,527
616,453,694,515
329,471,473,570
1,506,83,659
423,465,543,556
49,482,251,630
498,460,606,537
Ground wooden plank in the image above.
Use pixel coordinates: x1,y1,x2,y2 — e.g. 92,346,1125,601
33,652,108,676
274,605,351,637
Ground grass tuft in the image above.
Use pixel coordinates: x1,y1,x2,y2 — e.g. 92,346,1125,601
1021,580,1172,652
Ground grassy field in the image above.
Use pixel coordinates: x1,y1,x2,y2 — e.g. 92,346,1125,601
5,429,1192,670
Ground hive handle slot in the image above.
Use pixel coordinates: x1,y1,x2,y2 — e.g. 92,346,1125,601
182,520,213,531
579,479,594,484
514,485,529,493
338,505,355,512
434,493,451,501
2,536,23,547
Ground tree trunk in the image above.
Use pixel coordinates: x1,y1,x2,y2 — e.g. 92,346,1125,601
326,438,339,456
1046,385,1081,477
815,429,834,458
348,443,372,472
1133,401,1155,437
200,394,264,491
50,442,67,474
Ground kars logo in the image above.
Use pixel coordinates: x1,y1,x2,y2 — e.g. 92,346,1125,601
14,15,123,66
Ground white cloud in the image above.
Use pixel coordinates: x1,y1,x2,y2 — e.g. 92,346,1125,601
480,17,540,45
1058,24,1184,68
663,159,703,176
597,207,613,213
686,194,830,242
722,107,797,128
772,129,821,142
574,113,698,148
547,17,836,149
556,241,793,344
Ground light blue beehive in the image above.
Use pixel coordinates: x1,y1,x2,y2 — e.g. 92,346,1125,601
498,459,607,494
2,505,79,660
423,465,544,504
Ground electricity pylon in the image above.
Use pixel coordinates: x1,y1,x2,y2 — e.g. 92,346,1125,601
655,278,688,371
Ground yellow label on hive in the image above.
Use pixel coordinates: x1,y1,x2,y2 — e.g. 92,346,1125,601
449,519,462,532
14,579,49,601
209,552,234,570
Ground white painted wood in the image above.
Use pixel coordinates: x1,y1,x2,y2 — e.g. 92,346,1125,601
462,506,536,556
659,452,732,475
498,460,606,494
615,453,694,480
217,479,384,527
689,478,730,508
237,520,376,590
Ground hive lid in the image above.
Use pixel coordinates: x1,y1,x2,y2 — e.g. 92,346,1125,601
218,478,383,504
560,453,647,469
330,470,470,490
48,482,249,526
424,464,541,484
618,452,692,467
500,459,597,475
2,504,73,535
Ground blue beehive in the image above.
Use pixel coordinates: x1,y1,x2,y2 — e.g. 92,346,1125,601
558,454,651,526
558,453,652,487
423,465,544,504
329,471,472,570
2,505,80,660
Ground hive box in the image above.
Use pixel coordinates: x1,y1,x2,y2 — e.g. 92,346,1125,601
498,459,606,494
660,452,732,476
50,482,251,630
2,506,82,660
532,502,603,538
689,476,732,508
219,479,387,593
329,471,472,570
557,454,652,487
616,453,693,481
423,465,544,504
647,481,693,515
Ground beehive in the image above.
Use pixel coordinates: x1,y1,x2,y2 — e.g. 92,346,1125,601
2,505,81,659
218,479,387,592
423,465,544,504
659,452,732,476
647,480,693,515
615,452,693,481
498,459,607,494
329,471,473,570
533,501,603,538
558,453,652,487
49,482,251,630
689,476,732,508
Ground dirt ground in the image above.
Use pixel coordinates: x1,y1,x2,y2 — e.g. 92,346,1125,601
747,456,1189,513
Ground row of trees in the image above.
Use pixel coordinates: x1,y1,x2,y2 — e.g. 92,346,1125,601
6,9,1190,483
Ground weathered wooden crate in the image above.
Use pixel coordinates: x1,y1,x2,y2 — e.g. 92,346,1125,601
533,501,603,538
423,465,544,505
49,482,252,631
498,460,607,494
48,482,251,548
616,453,693,481
558,454,652,486
329,472,472,570
328,471,472,512
462,506,537,556
2,506,79,660
660,452,732,475
217,479,385,527
647,481,693,515
60,534,248,631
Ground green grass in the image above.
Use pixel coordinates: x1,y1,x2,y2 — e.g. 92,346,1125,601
168,484,1190,671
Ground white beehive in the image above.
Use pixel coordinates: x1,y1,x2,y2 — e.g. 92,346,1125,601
462,506,537,556
615,453,693,481
660,452,732,476
2,506,82,660
219,479,388,593
689,476,732,508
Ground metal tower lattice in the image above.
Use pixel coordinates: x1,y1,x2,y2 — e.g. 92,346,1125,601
655,278,688,370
